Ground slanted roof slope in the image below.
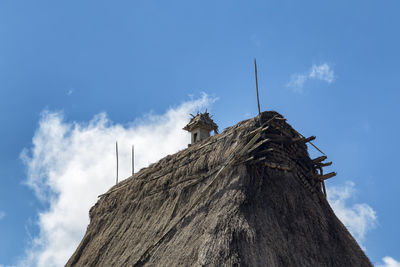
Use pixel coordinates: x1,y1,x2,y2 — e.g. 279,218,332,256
67,111,372,267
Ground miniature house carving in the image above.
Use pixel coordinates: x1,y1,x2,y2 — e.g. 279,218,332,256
183,112,218,144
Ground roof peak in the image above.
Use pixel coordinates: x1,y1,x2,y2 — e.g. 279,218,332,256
183,112,219,133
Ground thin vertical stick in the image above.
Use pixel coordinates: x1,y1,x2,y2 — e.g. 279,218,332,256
254,58,261,115
116,141,119,185
322,180,327,198
132,145,135,176
319,166,327,198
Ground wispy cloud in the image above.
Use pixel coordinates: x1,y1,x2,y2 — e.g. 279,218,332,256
377,257,400,267
0,211,5,220
287,74,308,91
20,94,214,267
287,63,334,92
327,181,377,246
309,64,334,83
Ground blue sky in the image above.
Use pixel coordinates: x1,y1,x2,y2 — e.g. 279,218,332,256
0,1,399,266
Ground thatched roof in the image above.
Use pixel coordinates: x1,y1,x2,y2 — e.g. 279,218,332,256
67,111,372,267
183,112,218,133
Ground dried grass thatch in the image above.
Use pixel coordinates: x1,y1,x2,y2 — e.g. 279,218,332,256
66,111,372,267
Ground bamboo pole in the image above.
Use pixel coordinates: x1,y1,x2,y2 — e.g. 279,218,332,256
116,141,119,185
132,145,135,176
254,58,261,115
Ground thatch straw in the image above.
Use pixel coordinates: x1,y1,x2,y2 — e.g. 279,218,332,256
67,111,372,267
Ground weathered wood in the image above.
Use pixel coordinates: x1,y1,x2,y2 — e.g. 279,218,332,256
317,161,332,167
262,133,292,143
292,129,325,155
257,148,274,155
253,156,266,163
238,132,261,156
241,156,254,163
248,127,262,137
248,125,269,137
274,117,286,121
301,136,316,143
265,162,291,171
261,115,285,128
317,166,327,198
248,139,270,153
98,183,129,198
291,137,303,142
312,156,327,163
260,125,270,133
320,172,337,180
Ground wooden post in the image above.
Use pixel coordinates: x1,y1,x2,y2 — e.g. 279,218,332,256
318,167,327,198
254,58,261,115
116,141,119,185
132,145,135,177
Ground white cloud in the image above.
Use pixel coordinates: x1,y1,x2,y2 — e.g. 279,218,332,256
327,181,377,245
309,63,334,83
287,63,334,92
0,211,5,220
20,94,214,267
377,257,400,267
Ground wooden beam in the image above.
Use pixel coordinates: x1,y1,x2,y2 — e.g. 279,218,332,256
265,162,291,171
312,156,327,163
316,161,332,167
291,128,325,155
320,172,337,180
292,136,316,143
303,136,316,143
